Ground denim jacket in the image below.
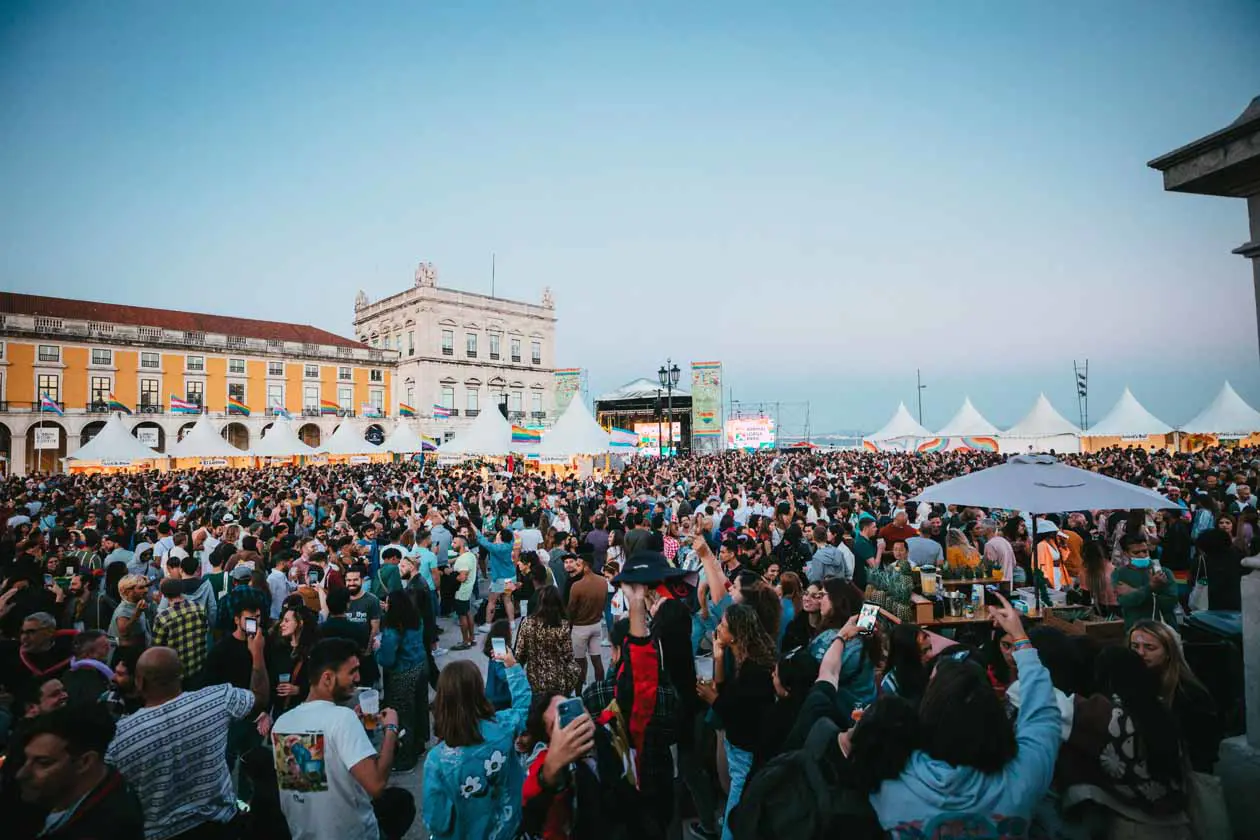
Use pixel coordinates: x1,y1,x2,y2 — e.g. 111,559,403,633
378,628,427,672
422,664,532,840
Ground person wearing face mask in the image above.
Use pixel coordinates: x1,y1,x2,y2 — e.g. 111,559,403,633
1111,534,1177,630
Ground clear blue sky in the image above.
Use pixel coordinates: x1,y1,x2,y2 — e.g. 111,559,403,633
3,1,1258,433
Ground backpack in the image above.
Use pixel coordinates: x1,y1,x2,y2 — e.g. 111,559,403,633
729,718,881,840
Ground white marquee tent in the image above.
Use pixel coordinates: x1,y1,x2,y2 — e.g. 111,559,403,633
167,414,249,459
998,394,1082,454
320,420,381,456
66,413,163,465
1179,381,1260,437
937,397,1001,438
250,420,317,458
1086,388,1174,438
537,398,613,459
381,420,430,454
439,407,514,457
864,402,934,452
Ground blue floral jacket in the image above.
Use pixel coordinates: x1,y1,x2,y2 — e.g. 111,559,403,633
422,663,532,840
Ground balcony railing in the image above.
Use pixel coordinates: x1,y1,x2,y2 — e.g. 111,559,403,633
137,403,164,415
442,347,453,356
508,411,526,421
489,352,500,360
511,355,521,363
532,358,541,365
302,407,322,417
466,350,477,358
465,409,480,417
87,402,112,414
531,411,547,420
29,400,66,413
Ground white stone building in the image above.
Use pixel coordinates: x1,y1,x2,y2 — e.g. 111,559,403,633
352,262,558,442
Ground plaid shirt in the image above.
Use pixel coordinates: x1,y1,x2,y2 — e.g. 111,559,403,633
153,599,209,676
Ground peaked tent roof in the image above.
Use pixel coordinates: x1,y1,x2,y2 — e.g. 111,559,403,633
67,413,163,462
250,420,317,458
319,420,380,455
596,377,690,402
538,398,614,457
440,407,514,456
1180,381,1260,435
865,402,933,442
936,397,1001,437
1001,394,1081,438
1086,388,1173,437
381,420,428,454
166,414,249,458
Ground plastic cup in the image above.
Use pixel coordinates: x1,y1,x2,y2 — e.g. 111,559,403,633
359,688,380,729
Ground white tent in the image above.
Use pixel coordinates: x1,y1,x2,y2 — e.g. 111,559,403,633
1179,381,1260,436
66,413,163,464
998,394,1082,454
1086,388,1174,438
166,414,248,459
537,398,613,459
381,420,430,454
863,402,933,451
440,407,514,457
320,420,381,456
937,397,1001,437
250,420,317,458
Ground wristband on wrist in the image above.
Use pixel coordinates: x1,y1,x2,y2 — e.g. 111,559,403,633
1010,638,1033,651
384,723,399,734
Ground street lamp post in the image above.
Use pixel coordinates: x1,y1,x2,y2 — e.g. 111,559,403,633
658,360,681,457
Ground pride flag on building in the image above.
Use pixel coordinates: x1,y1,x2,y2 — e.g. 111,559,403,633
271,404,293,420
107,394,132,415
511,425,541,444
170,396,200,414
39,392,64,417
319,399,340,416
433,404,452,419
361,404,384,419
398,403,417,418
227,396,251,416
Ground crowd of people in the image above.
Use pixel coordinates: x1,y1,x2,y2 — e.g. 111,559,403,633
0,443,1252,839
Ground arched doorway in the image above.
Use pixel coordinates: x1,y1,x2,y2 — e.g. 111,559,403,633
0,423,11,476
26,421,68,473
80,421,107,447
222,422,249,451
176,422,197,443
298,423,321,447
132,422,165,453
365,424,385,446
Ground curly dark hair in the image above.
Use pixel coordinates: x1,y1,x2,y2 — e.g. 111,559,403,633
723,603,777,670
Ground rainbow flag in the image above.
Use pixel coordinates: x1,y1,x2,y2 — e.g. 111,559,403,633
170,396,200,414
511,425,541,444
319,399,340,416
398,403,417,418
107,393,132,415
433,404,452,419
227,396,251,416
39,392,64,417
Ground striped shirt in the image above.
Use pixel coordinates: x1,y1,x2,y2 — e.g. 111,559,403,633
107,683,254,840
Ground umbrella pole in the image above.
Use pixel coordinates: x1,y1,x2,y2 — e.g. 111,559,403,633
1032,512,1041,614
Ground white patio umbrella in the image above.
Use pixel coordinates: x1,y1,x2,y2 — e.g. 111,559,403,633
912,454,1180,513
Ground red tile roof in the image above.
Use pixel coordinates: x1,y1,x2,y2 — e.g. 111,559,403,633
0,292,362,349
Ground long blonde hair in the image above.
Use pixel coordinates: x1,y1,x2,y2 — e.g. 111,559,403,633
1128,619,1204,704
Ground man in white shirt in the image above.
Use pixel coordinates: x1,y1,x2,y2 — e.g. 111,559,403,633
518,512,544,554
271,638,412,840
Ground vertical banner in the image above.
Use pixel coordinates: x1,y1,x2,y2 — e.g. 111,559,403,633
690,361,723,453
553,368,583,415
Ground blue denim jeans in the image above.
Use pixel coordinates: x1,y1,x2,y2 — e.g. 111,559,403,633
722,736,753,840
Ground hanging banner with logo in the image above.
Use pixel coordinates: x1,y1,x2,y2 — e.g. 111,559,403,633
553,369,583,415
135,428,160,448
690,361,723,452
34,428,61,450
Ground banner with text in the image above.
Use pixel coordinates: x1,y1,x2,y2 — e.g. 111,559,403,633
34,428,61,450
690,361,723,453
553,369,583,415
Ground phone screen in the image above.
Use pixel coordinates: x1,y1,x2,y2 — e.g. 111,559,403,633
491,637,507,658
857,603,879,633
244,617,259,635
557,697,585,730
307,571,318,584
44,574,54,587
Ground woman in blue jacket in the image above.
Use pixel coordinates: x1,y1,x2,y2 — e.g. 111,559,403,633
422,651,532,840
868,593,1061,838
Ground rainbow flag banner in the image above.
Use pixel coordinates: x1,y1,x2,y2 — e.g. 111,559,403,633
39,392,64,416
227,396,251,416
433,404,452,419
107,393,132,414
170,396,200,414
320,399,340,416
609,427,638,448
398,403,417,418
511,425,541,444
421,434,439,451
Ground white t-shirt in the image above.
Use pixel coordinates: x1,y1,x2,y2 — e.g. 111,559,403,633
271,700,379,840
518,528,544,554
107,684,254,840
